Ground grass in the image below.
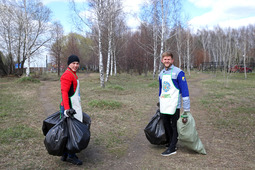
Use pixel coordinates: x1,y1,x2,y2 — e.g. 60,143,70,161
88,99,122,109
16,76,40,83
38,73,60,81
0,76,45,169
0,125,38,144
200,72,255,140
107,84,125,91
148,81,158,88
79,73,158,157
0,71,254,169
0,72,158,168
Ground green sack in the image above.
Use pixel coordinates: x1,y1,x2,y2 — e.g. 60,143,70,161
177,111,206,155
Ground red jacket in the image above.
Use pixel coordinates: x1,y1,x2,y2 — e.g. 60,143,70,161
60,67,78,110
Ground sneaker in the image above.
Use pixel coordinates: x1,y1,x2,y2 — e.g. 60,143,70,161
66,156,83,165
161,148,177,156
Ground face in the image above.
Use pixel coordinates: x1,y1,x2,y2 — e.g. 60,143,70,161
161,56,174,69
69,61,79,72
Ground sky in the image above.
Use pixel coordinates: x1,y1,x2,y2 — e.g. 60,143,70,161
30,0,255,67
42,0,255,34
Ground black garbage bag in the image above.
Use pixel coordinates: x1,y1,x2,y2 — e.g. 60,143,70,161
82,112,91,131
144,109,167,145
44,118,68,156
66,117,90,154
42,111,91,136
42,111,62,136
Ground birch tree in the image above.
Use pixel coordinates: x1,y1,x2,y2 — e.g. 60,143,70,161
95,0,105,87
198,28,210,63
152,6,159,79
175,24,185,68
139,0,182,76
50,21,64,76
71,0,124,87
21,0,52,76
0,3,15,75
158,0,165,72
241,27,248,79
105,0,122,82
0,0,52,76
186,29,191,75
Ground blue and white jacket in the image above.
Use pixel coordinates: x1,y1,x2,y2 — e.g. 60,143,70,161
158,65,190,111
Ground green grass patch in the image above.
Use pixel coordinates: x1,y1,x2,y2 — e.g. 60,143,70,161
148,81,158,88
0,112,8,117
200,73,255,136
107,84,125,91
0,92,25,121
38,73,60,81
88,99,122,109
0,125,38,144
16,76,40,83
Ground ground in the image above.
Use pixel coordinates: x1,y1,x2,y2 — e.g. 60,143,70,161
37,73,254,170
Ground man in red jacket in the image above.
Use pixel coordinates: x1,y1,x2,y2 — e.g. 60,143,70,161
60,55,83,165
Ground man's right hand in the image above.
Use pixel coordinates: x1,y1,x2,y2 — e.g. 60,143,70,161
64,108,76,117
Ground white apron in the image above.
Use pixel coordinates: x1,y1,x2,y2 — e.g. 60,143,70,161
70,79,83,122
160,70,179,115
66,70,83,122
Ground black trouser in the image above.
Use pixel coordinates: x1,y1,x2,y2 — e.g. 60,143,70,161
161,109,180,151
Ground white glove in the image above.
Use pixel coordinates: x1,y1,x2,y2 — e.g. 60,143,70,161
64,109,76,117
64,110,69,117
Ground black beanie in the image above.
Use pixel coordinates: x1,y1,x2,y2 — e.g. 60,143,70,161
67,55,80,65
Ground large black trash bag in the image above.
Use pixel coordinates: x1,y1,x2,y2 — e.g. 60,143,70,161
42,111,62,136
82,112,91,131
66,117,90,154
44,117,68,156
144,109,167,145
42,111,91,136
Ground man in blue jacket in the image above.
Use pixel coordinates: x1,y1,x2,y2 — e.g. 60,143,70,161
159,51,190,156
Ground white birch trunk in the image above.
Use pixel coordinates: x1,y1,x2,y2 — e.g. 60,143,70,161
153,21,158,79
227,30,231,86
114,49,117,76
110,49,113,76
176,27,182,68
105,30,112,82
158,0,164,72
243,41,247,79
187,32,190,76
98,27,105,88
24,0,30,77
26,53,30,76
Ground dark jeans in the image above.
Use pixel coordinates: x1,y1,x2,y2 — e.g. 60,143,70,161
161,109,180,151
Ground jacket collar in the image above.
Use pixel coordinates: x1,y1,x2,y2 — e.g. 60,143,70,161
164,65,174,71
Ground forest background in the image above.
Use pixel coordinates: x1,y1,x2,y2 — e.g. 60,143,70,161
1,1,255,168
0,0,255,87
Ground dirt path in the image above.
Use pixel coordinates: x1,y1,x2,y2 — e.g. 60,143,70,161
39,73,254,169
92,73,212,170
39,81,58,115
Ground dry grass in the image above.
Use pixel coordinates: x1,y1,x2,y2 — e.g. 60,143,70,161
0,71,254,169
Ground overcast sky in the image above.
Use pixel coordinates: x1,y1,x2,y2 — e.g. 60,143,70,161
42,0,255,33
28,0,254,67
187,0,255,30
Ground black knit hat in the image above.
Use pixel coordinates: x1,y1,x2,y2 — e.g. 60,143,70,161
67,55,80,65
